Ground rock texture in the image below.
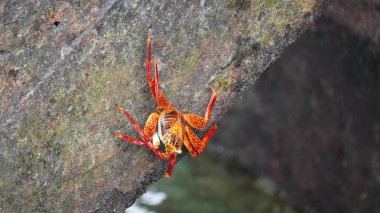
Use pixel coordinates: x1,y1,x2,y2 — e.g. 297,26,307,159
0,0,328,212
212,12,380,213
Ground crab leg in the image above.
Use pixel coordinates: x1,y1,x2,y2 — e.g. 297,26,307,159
152,56,170,108
154,59,160,100
146,33,170,108
185,124,218,156
183,134,198,157
116,133,173,176
204,87,217,125
113,133,145,145
144,142,172,160
116,104,171,160
183,87,217,130
116,131,171,160
146,33,156,100
115,130,171,160
143,112,160,139
164,154,177,178
116,104,149,141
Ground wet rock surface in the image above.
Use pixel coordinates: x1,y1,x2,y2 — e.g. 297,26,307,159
0,0,327,212
212,13,380,213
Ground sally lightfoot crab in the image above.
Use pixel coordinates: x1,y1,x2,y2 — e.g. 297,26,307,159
114,33,218,178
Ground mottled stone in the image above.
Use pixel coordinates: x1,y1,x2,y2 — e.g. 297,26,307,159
0,0,327,211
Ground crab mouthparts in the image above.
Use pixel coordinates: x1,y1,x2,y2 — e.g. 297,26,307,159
166,144,182,154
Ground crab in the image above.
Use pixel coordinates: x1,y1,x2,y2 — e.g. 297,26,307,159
114,33,218,178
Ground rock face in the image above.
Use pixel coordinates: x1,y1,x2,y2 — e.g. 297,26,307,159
212,10,380,213
0,0,328,212
325,0,380,44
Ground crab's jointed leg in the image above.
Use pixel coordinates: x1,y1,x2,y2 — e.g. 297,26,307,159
154,59,160,100
184,124,218,157
183,134,198,157
145,144,172,160
113,133,145,145
146,33,155,99
115,104,171,160
143,112,160,139
183,87,217,130
146,33,170,108
116,104,148,141
164,154,177,178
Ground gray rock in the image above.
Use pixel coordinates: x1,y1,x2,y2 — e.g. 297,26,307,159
0,0,328,212
212,13,380,213
325,0,380,44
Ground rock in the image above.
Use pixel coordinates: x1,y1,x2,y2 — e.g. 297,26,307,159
211,12,380,213
325,0,380,44
0,0,328,211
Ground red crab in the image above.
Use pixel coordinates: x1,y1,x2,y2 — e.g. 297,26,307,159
114,33,218,178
